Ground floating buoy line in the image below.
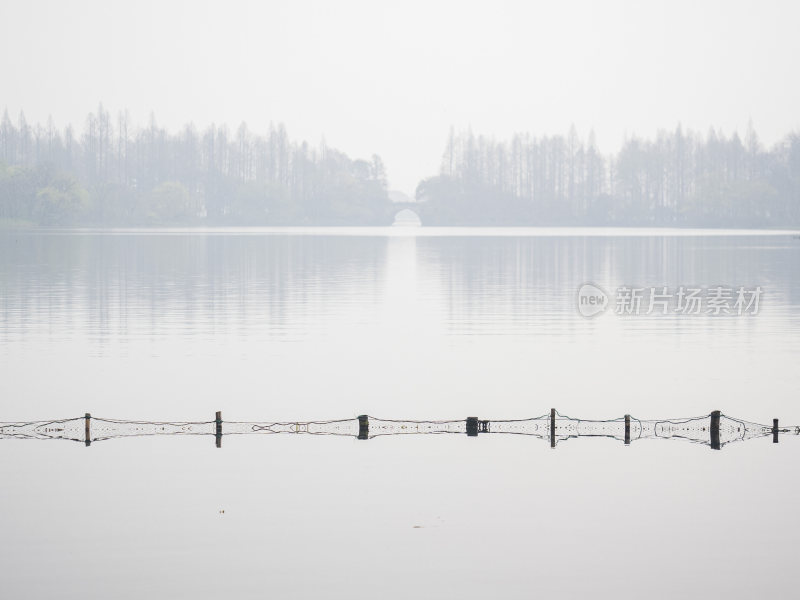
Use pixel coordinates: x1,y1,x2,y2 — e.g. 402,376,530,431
1,410,797,450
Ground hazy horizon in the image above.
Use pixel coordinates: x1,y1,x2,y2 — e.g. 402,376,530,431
4,3,800,598
2,0,799,195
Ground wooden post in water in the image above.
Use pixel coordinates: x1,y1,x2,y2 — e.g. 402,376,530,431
466,417,479,437
624,414,631,445
215,411,222,449
358,415,369,440
550,408,556,448
773,419,779,444
710,410,721,450
84,413,91,447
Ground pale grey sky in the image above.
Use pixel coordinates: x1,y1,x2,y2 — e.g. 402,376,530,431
1,0,798,194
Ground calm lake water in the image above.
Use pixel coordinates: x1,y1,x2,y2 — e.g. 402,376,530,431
1,227,799,599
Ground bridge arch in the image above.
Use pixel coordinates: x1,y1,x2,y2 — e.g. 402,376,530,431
392,208,422,226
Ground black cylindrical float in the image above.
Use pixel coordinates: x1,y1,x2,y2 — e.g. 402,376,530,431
710,410,721,450
624,414,631,445
358,415,369,440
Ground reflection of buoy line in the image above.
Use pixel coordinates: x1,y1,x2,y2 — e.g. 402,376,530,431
1,411,793,450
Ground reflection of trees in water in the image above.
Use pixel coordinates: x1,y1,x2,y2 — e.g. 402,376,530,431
0,233,388,340
416,235,800,332
1,232,799,341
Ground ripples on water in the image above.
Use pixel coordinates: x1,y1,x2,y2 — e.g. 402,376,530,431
2,228,798,342
1,227,799,599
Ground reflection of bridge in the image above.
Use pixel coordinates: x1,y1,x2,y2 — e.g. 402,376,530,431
2,410,796,450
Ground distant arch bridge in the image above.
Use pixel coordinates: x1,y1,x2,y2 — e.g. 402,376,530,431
391,203,423,226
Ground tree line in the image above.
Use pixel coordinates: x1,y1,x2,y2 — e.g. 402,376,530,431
0,105,393,225
2,105,799,227
417,125,800,226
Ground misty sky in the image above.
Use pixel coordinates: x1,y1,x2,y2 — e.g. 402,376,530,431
2,0,798,194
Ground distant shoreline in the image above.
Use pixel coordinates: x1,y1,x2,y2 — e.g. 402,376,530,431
3,223,799,236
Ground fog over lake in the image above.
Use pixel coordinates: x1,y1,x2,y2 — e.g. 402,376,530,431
1,228,799,598
3,1,800,597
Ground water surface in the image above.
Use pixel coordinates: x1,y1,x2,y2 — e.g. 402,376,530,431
1,228,799,599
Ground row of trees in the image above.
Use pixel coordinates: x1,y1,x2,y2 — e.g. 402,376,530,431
2,105,799,227
0,105,393,225
417,125,800,226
